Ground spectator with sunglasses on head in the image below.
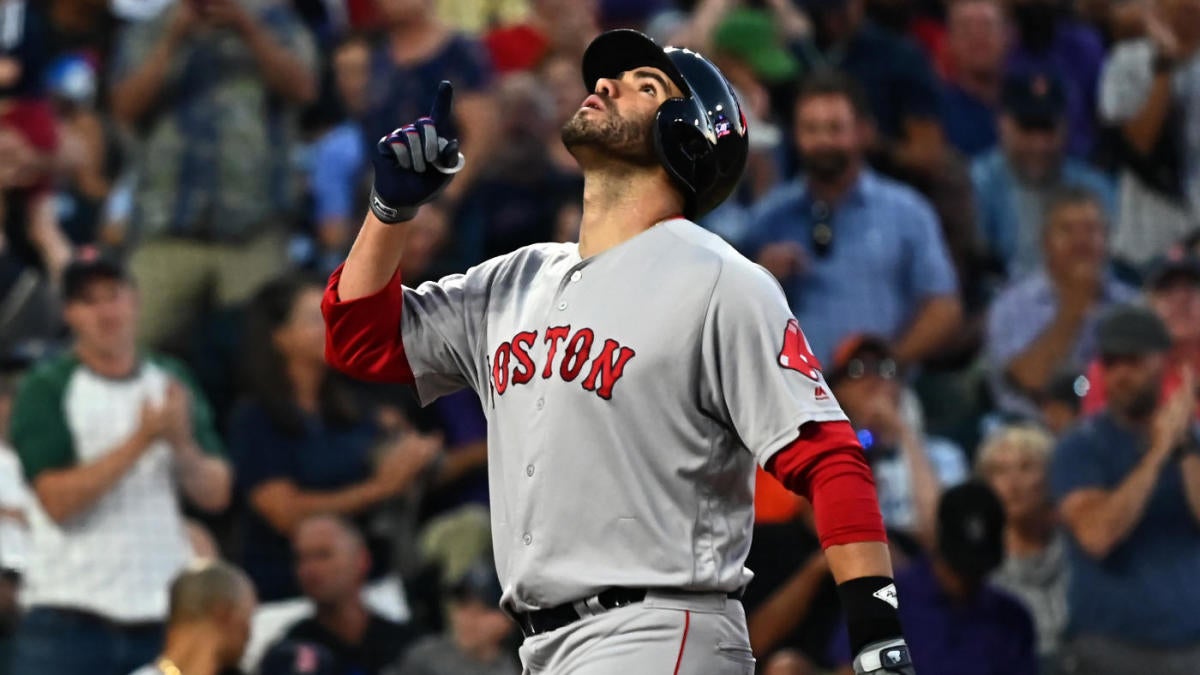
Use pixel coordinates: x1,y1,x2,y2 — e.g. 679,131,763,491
827,334,969,555
748,70,961,370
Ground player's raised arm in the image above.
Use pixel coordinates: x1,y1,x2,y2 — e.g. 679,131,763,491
338,81,464,301
322,82,466,384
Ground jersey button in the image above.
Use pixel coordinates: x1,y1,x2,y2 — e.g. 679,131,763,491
557,302,567,311
570,271,582,283
526,465,535,477
536,397,545,410
523,533,533,545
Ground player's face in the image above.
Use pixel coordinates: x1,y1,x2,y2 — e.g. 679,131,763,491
63,279,138,360
1151,280,1200,343
794,95,862,182
561,67,682,168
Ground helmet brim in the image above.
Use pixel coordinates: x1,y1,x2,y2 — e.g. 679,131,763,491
581,30,691,99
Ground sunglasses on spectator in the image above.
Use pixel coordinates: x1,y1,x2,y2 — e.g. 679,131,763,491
811,200,833,258
844,356,900,380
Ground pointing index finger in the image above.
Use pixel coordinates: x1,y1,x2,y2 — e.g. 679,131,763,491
429,80,454,124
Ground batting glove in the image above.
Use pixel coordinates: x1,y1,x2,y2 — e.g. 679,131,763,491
370,80,466,224
853,638,916,675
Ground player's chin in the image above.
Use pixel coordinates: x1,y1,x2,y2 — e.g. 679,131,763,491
561,115,603,148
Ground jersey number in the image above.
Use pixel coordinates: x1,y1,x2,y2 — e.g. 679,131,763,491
778,318,822,381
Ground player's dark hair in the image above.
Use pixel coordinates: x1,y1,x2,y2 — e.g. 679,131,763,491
240,274,361,437
794,69,872,120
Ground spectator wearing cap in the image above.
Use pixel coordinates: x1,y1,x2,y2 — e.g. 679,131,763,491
827,335,968,549
1082,254,1200,417
828,482,1038,675
971,71,1117,280
985,186,1137,419
388,556,518,675
1006,0,1105,159
1098,0,1200,268
268,515,415,675
109,0,317,354
976,425,1068,671
939,0,1009,158
749,71,961,370
8,253,231,675
128,560,257,675
1051,304,1200,674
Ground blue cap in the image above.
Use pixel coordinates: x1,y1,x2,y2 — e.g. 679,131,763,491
1002,71,1066,129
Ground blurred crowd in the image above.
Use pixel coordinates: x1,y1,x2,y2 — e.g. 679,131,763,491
0,0,1198,673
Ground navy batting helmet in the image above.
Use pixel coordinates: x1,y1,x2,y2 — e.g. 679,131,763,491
581,29,749,220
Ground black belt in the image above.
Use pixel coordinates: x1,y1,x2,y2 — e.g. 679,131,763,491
511,587,742,638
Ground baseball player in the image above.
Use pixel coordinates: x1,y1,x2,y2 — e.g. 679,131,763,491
322,29,915,675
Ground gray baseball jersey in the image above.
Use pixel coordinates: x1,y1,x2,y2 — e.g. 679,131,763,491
400,218,847,612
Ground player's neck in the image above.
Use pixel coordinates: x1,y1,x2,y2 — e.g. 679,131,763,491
577,170,683,259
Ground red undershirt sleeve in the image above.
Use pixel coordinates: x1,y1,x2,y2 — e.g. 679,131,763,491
321,262,415,383
765,419,887,549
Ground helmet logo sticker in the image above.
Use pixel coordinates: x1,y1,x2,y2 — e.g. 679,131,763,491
714,115,732,138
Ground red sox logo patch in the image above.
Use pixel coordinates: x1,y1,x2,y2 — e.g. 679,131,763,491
778,318,822,381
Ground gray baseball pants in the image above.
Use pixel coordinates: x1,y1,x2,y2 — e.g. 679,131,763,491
518,590,756,674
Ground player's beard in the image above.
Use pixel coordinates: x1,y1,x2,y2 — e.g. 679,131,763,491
561,104,657,168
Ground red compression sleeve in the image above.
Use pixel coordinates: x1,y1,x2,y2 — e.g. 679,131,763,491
321,263,415,383
765,420,887,548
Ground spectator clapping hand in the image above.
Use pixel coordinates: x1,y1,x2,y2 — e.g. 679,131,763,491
162,380,194,451
1151,366,1197,457
372,432,443,497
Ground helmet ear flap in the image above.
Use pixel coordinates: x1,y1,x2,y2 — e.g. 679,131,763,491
654,98,717,211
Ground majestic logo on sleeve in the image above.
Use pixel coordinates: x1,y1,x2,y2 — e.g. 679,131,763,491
778,318,822,381
491,326,636,400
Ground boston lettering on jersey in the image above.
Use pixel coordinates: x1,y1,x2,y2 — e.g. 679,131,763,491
491,326,636,400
